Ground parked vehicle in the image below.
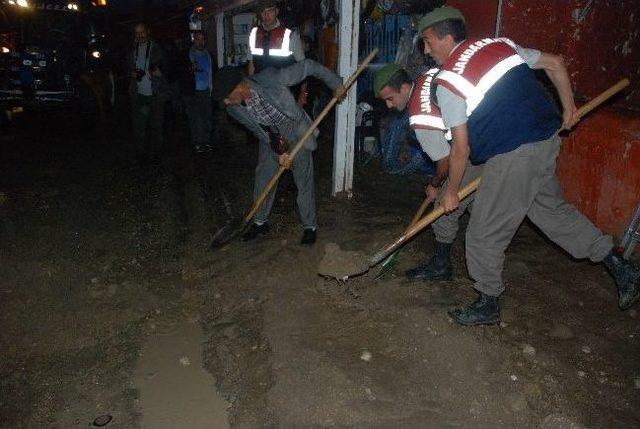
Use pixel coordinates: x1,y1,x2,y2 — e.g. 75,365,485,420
0,0,113,113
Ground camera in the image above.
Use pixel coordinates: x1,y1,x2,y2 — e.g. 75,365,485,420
134,68,146,82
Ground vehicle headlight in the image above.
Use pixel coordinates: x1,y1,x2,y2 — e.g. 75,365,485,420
1,47,10,54
7,0,30,7
91,50,101,59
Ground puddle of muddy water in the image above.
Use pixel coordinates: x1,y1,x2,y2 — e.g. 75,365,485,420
134,319,229,429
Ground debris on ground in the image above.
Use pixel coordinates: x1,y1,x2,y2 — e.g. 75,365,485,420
360,350,372,362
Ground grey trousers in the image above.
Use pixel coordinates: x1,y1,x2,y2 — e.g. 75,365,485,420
466,134,613,297
131,93,164,156
253,142,316,229
186,90,212,146
432,163,484,243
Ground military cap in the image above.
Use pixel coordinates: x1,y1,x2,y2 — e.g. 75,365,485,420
373,63,403,96
418,6,465,33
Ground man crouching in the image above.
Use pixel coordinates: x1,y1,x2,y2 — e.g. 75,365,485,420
213,60,345,245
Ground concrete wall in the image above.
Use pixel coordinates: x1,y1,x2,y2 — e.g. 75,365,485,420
450,0,640,239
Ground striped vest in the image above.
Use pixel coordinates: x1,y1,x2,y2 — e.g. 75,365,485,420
435,38,560,164
408,68,451,140
249,24,296,72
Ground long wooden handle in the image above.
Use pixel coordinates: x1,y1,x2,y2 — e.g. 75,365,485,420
409,196,432,230
369,177,481,266
244,48,380,223
576,78,629,120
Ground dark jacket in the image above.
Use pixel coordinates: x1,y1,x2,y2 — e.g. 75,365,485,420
226,59,342,151
127,40,168,97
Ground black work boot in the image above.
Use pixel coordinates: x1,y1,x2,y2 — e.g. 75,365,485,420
242,222,269,241
602,250,640,310
448,293,500,326
405,241,453,281
300,228,316,246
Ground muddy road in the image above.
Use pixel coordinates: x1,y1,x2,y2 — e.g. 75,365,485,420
1,109,639,428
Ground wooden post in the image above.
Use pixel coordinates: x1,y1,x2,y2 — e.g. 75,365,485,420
332,0,360,196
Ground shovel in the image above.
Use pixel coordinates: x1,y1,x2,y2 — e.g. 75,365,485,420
211,48,380,249
320,77,630,280
374,194,433,279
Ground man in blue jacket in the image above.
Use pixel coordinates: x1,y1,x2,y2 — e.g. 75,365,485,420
181,31,216,153
213,59,345,245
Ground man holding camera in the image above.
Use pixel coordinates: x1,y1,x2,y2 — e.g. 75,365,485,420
128,22,168,163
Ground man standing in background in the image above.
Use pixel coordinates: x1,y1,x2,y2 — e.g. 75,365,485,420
247,0,307,105
180,31,215,153
128,22,168,164
247,0,304,74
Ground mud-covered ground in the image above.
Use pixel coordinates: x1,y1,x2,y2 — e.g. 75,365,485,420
1,107,639,429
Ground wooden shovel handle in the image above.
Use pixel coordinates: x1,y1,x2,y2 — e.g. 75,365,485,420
408,195,432,230
370,177,481,266
575,78,629,120
243,48,380,223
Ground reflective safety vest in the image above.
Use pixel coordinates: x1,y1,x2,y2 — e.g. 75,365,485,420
408,68,451,140
249,24,296,72
434,38,560,164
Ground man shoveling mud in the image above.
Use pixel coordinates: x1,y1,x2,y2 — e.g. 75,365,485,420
212,60,345,245
374,64,482,282
374,6,639,325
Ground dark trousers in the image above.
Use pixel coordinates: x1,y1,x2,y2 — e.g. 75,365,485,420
131,93,165,157
185,90,213,146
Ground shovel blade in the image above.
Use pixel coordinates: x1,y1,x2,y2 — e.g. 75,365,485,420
210,218,249,250
374,251,400,280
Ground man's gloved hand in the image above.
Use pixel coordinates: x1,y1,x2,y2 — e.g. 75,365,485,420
278,153,292,169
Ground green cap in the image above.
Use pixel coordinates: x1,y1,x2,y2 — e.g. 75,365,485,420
373,63,403,96
418,6,465,33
